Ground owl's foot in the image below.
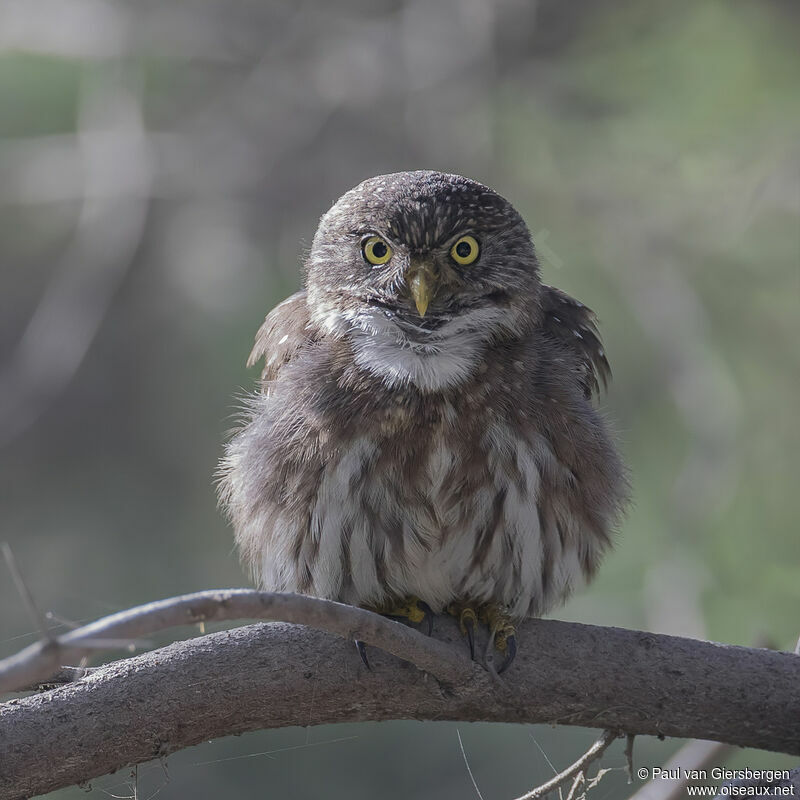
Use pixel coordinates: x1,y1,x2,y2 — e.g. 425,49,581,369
480,603,517,675
355,596,434,670
378,596,434,636
446,603,478,660
447,602,517,673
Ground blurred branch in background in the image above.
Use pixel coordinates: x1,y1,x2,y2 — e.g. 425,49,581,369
0,66,151,446
629,739,734,800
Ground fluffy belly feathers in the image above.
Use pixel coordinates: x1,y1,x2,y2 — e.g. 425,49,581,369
256,421,588,620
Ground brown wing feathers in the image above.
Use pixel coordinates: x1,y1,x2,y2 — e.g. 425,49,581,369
247,291,312,382
540,285,611,398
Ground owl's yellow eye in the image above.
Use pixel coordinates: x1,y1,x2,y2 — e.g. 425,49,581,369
450,235,480,266
363,235,393,265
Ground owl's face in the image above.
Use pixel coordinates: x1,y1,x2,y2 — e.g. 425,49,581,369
305,171,542,391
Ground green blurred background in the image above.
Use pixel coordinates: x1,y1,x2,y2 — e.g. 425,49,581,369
1,1,798,797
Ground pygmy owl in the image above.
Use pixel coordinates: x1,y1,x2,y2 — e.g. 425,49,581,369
218,171,627,671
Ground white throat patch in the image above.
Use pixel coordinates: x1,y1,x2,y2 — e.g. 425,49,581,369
319,303,516,392
351,326,480,391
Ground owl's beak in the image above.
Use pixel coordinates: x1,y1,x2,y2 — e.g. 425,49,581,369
407,262,439,317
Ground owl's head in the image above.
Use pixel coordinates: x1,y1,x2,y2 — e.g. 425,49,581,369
305,171,542,391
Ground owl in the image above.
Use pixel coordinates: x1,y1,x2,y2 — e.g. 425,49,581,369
218,171,627,672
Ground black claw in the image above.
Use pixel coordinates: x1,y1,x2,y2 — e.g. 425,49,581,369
419,601,434,636
465,619,476,660
355,639,371,670
497,634,517,675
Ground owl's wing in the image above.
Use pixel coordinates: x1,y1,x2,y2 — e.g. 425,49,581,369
247,290,315,382
540,284,611,398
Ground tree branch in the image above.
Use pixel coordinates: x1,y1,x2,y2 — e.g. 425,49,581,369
0,590,466,694
515,729,618,800
1,590,799,800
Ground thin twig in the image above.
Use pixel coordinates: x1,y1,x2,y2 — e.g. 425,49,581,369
624,734,636,784
529,732,560,778
565,770,586,800
44,611,82,630
1,543,50,641
457,729,486,800
75,638,152,650
513,730,618,800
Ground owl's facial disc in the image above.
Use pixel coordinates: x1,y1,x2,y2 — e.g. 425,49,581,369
306,171,542,391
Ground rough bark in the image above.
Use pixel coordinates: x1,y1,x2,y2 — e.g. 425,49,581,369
1,614,799,800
